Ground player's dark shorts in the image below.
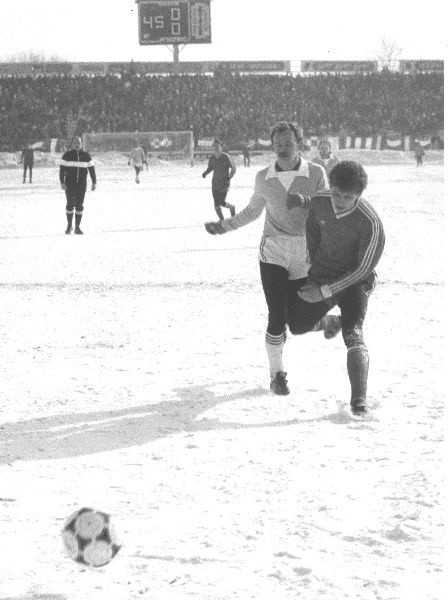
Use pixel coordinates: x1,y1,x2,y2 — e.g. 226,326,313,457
65,184,86,213
212,188,229,206
286,272,377,348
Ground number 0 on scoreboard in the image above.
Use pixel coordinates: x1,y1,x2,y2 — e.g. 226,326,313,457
137,0,211,45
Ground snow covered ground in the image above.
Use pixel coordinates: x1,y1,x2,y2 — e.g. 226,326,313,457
0,150,445,600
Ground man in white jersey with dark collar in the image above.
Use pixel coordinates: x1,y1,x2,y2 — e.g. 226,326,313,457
205,121,331,395
312,138,340,177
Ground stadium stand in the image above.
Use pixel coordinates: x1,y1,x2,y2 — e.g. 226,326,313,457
0,70,443,152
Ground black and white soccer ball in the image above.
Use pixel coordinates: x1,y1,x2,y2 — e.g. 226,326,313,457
62,507,121,567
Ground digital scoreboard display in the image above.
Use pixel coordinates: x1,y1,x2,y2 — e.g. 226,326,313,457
138,0,211,45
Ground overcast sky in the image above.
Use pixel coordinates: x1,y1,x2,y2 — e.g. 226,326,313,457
0,0,446,66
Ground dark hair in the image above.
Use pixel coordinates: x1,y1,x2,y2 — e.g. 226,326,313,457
328,160,368,195
318,138,331,148
269,121,303,144
213,139,223,146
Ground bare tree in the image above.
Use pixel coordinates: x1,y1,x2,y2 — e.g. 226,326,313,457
2,50,65,63
377,36,402,71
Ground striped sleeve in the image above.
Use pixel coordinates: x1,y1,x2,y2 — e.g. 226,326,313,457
59,160,94,168
298,164,329,209
328,202,385,296
305,197,321,262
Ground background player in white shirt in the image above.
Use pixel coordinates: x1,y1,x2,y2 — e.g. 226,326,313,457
312,139,340,176
128,142,147,184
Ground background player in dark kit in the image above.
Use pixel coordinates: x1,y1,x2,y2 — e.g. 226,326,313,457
59,136,96,235
21,143,34,183
202,139,236,220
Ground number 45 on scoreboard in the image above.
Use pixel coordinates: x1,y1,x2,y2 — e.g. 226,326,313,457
137,0,211,45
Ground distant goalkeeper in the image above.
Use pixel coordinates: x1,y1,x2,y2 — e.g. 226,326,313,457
202,139,236,219
128,141,147,184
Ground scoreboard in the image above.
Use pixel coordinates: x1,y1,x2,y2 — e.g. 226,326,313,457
137,0,211,45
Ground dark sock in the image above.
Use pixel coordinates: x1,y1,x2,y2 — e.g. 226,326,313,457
347,347,369,402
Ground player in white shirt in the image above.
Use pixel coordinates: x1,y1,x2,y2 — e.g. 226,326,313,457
205,122,331,395
312,139,340,176
128,142,147,184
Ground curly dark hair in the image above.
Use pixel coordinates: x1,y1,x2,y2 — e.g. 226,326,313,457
328,160,368,194
269,121,303,145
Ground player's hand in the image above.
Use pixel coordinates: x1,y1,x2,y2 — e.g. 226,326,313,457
204,221,225,235
297,282,324,303
91,183,96,191
286,193,306,209
61,183,67,191
202,173,207,178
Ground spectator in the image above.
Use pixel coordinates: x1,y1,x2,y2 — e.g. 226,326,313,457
0,71,443,152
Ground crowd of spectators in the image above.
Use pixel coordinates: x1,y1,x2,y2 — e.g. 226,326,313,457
0,70,443,151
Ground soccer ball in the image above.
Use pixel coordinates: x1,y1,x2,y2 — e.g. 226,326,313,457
62,507,121,567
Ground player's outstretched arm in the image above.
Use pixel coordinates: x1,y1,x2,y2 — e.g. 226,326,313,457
204,221,226,235
286,193,311,210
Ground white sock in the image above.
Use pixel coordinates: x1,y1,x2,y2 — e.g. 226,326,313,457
265,331,285,378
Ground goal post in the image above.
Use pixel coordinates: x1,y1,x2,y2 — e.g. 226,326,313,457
82,130,194,165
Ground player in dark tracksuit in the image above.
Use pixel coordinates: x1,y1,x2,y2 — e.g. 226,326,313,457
21,144,34,183
202,139,236,220
286,161,385,415
59,136,96,235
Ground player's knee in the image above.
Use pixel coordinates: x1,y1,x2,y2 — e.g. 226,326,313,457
267,315,287,337
342,325,366,350
288,320,311,335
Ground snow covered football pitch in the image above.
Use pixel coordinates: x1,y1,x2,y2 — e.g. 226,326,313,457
0,151,445,600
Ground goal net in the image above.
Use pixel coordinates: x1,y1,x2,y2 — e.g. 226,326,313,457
82,131,194,164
